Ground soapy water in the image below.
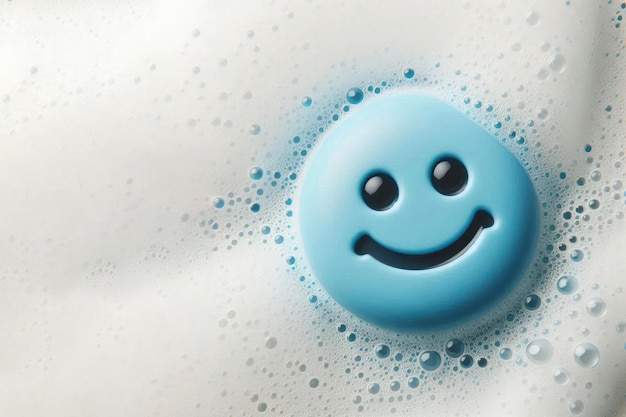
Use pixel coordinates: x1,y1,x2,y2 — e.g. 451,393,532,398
202,2,626,414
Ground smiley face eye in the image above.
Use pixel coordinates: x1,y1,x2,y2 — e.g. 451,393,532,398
431,157,468,196
362,173,398,211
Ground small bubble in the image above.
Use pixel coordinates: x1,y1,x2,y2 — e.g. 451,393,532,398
552,367,570,384
261,226,270,235
390,381,401,391
265,337,278,349
557,275,579,294
249,124,261,135
301,96,312,107
286,256,295,265
499,348,512,360
460,355,473,368
258,403,267,412
213,198,225,209
346,87,364,104
537,108,549,120
616,321,626,333
192,29,201,37
585,297,606,317
588,199,600,210
250,203,260,213
548,52,567,73
367,383,380,394
249,167,264,180
590,170,602,181
570,249,584,262
192,66,201,74
309,378,319,388
407,377,419,388
605,105,612,112
569,399,584,415
537,68,550,80
524,294,542,310
403,68,415,79
526,339,554,364
2,94,11,103
573,343,599,368
375,344,390,359
526,11,540,25
419,351,441,371
274,235,284,244
29,66,38,75
477,358,488,368
445,339,465,358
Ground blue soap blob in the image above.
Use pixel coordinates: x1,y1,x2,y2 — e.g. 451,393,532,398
299,95,539,330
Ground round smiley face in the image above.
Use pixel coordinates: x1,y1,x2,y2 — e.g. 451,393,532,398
299,95,540,330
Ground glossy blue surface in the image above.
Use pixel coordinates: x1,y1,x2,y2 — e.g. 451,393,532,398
299,95,539,330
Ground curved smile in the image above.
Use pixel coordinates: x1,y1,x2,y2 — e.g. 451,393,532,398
354,210,494,270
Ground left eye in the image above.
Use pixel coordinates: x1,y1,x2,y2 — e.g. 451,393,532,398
431,157,468,196
362,172,399,211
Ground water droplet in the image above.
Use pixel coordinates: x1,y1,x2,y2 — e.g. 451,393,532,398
548,52,567,73
526,339,554,364
499,348,512,360
557,275,579,294
367,383,380,394
524,294,542,310
265,337,278,349
301,96,312,107
569,399,584,415
552,367,570,384
346,87,364,104
573,343,599,368
445,339,465,358
374,344,390,358
249,124,261,135
407,377,419,388
213,198,225,209
419,351,441,371
570,250,584,262
249,167,263,180
585,297,607,317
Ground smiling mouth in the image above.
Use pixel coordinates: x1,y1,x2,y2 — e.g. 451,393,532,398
353,210,494,270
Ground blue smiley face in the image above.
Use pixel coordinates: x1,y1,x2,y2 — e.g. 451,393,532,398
299,95,540,330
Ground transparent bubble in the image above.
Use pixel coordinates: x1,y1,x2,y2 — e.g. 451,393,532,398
612,180,623,190
407,377,419,388
537,108,549,120
419,351,441,371
573,343,600,368
524,294,541,310
617,321,626,333
265,337,278,349
588,199,600,210
548,52,567,73
526,339,554,364
309,378,319,388
526,11,540,25
570,250,584,262
499,347,512,360
249,124,261,135
590,170,602,181
569,399,584,415
557,275,579,294
390,381,401,391
213,197,225,209
585,297,607,317
367,383,380,394
552,367,570,384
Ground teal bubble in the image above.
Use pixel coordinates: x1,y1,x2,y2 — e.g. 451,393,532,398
390,381,401,391
403,68,415,79
570,249,584,262
249,167,264,180
213,197,225,209
419,351,441,371
250,203,260,212
286,256,295,265
261,225,271,235
445,339,465,358
524,294,541,310
301,96,313,107
346,87,364,104
375,344,390,359
407,377,419,388
274,235,284,244
460,355,473,368
249,124,261,135
556,275,578,294
309,295,317,303
367,383,380,394
499,347,512,360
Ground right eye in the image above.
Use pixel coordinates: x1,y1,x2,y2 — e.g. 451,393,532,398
361,173,399,211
